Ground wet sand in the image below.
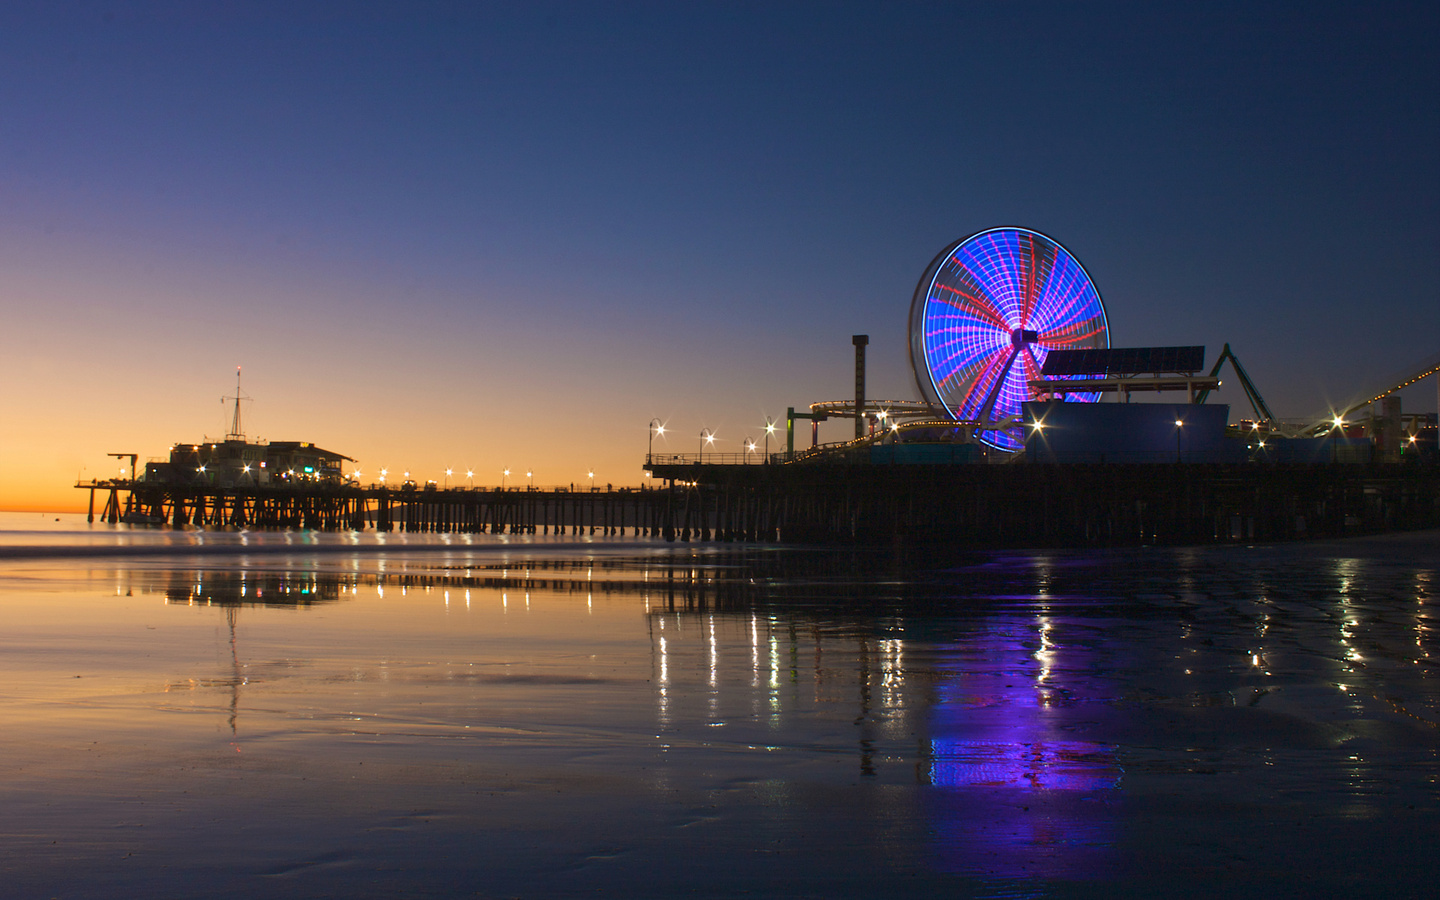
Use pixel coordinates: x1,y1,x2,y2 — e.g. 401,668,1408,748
0,520,1435,897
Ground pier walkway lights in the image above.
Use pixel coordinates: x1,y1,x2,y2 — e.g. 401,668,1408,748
649,418,665,460
700,429,715,463
588,470,595,490
445,468,452,488
764,418,776,461
502,468,509,489
466,469,474,488
745,438,756,461
380,468,388,484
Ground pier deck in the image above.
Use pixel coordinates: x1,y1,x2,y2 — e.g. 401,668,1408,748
79,461,1440,548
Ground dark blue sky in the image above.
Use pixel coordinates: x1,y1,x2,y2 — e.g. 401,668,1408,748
2,1,1436,503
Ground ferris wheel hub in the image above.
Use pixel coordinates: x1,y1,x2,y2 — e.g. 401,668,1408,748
1011,328,1039,347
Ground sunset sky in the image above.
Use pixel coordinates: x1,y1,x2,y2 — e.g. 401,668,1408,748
2,1,1436,511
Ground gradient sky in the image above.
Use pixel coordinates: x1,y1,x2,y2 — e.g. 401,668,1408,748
2,1,1437,511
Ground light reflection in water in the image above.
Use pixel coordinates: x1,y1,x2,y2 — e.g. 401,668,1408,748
925,616,1119,880
75,544,1436,894
644,598,1119,882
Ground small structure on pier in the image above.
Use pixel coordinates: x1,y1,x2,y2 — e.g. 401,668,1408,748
140,371,353,488
144,440,352,488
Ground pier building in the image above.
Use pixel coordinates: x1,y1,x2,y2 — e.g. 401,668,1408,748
144,440,352,489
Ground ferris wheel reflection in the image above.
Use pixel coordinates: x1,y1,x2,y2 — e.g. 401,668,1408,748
645,598,1121,883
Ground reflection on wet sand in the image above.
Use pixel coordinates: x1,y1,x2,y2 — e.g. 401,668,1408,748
647,603,1123,880
115,557,1127,879
2,537,1433,897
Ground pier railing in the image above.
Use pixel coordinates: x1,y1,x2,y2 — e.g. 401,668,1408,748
647,453,783,466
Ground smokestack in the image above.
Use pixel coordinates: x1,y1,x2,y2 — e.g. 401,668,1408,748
853,334,868,439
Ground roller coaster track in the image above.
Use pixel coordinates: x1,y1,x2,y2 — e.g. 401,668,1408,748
1287,350,1440,438
1331,350,1440,422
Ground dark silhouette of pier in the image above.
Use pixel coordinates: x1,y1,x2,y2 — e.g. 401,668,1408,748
79,460,1440,548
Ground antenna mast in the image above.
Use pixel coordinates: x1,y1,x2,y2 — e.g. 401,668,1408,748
225,367,247,442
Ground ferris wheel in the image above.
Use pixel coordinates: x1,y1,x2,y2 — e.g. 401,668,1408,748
908,227,1110,450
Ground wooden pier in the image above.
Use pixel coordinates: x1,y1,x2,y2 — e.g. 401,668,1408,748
79,460,1440,548
649,462,1440,547
83,482,676,537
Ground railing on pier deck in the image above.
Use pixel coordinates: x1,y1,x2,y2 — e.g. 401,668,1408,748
647,452,785,466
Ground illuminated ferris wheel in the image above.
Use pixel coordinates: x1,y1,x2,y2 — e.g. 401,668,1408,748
908,227,1110,450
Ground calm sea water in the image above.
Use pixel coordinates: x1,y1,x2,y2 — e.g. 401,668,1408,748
0,512,1435,898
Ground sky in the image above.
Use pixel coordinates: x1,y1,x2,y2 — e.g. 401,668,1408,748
2,1,1436,511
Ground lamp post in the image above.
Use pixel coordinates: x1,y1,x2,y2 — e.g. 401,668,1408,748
527,470,533,490
745,438,756,462
700,429,714,464
379,468,388,485
588,470,595,491
1174,419,1183,464
445,467,452,488
649,418,664,462
466,469,474,489
502,468,509,490
764,418,776,463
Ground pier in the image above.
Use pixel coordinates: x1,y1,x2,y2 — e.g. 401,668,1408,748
84,482,670,537
79,460,1440,548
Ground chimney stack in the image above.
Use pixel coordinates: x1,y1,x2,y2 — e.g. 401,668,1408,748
852,334,868,439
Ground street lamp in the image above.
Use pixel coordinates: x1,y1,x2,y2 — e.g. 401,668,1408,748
588,470,595,491
745,438,756,462
379,467,388,484
466,469,474,488
1174,418,1184,463
649,418,664,461
764,418,776,462
502,468,509,489
527,470,533,490
445,467,452,488
700,429,714,463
